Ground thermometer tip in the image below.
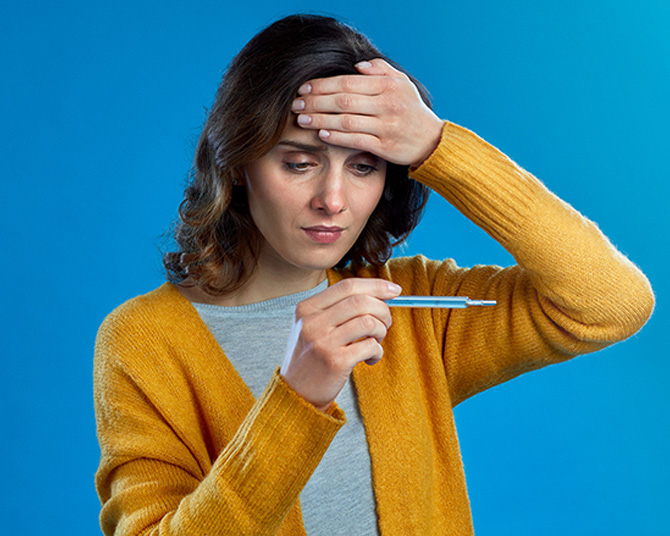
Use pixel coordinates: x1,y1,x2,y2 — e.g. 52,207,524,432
467,299,497,307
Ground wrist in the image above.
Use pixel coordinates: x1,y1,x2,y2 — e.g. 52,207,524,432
411,118,445,170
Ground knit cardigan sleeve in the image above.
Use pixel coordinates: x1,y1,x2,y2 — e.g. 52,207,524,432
94,288,345,536
404,122,655,405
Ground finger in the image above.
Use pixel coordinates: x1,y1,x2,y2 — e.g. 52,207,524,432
331,314,388,347
364,341,384,366
301,291,392,335
355,58,408,79
317,129,384,156
300,74,389,97
298,278,402,314
342,337,384,367
296,112,382,137
293,93,380,116
325,294,393,332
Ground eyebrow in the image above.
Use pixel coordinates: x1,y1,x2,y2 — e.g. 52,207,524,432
277,140,329,152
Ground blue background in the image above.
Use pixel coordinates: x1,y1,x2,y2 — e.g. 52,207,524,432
2,1,668,534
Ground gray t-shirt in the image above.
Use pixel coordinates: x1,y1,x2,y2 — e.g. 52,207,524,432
192,281,379,535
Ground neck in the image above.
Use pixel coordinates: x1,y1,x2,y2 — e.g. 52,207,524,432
229,261,327,306
177,254,328,307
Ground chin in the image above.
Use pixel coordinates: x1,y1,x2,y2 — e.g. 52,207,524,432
297,259,343,272
293,251,349,272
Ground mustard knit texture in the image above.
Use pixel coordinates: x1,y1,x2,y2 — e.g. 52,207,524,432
94,122,654,535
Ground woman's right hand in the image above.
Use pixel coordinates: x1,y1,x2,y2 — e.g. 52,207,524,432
280,278,401,411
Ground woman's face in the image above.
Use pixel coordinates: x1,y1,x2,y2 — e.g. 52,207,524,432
243,117,386,277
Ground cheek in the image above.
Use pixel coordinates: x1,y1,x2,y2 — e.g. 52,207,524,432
244,166,282,222
363,178,386,217
247,189,283,228
245,179,303,237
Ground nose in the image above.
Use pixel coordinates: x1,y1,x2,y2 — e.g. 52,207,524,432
310,170,347,215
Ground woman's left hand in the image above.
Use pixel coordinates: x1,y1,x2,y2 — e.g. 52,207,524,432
291,58,444,169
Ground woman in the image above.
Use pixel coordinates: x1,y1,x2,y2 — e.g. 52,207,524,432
94,14,654,536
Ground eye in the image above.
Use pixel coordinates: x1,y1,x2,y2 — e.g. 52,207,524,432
283,161,316,173
350,163,378,176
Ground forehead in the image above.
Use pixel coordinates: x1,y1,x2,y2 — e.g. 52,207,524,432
274,116,384,164
276,116,329,151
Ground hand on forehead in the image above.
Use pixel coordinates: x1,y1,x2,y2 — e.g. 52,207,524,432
291,59,444,168
298,59,407,96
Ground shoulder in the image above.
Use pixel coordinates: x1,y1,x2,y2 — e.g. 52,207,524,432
95,283,200,364
99,283,180,331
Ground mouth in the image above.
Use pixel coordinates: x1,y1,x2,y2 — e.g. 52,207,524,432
302,226,345,244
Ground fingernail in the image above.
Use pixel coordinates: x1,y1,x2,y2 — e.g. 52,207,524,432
298,83,312,94
355,61,372,70
387,282,402,294
319,129,331,139
297,114,312,125
291,99,305,111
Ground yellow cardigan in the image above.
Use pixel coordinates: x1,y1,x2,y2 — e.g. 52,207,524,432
94,123,654,535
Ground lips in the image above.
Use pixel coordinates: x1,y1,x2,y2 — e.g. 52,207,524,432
302,226,344,244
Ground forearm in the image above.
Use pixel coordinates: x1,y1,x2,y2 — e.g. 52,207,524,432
410,121,654,342
96,368,344,536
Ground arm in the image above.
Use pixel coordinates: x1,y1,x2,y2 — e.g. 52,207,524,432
94,305,345,536
410,122,654,402
294,59,655,402
94,278,402,535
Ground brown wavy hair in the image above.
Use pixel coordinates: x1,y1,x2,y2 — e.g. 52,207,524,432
163,14,432,295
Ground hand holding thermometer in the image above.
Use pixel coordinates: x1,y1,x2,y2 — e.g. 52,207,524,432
385,296,497,309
